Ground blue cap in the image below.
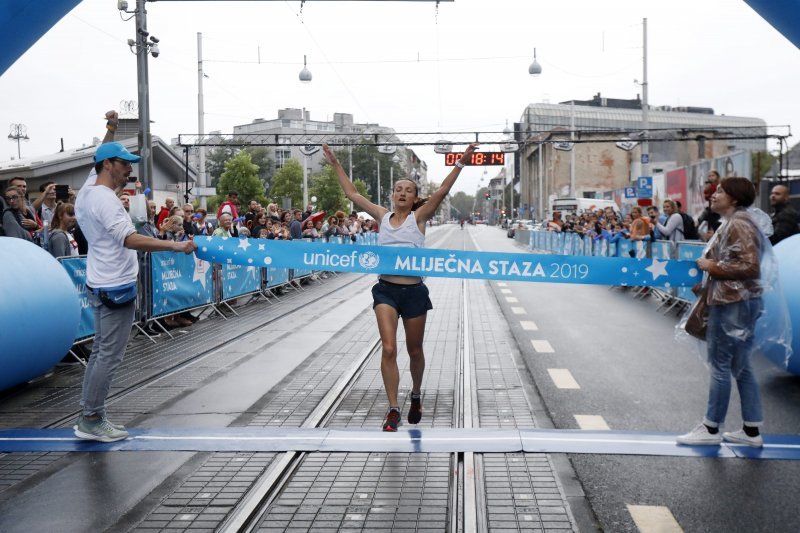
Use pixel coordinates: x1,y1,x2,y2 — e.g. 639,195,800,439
94,142,141,163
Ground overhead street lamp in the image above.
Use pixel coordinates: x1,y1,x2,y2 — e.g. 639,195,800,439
390,153,400,196
8,123,29,159
528,48,542,77
299,56,313,208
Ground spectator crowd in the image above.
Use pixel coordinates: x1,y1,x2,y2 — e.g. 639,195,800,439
542,171,798,246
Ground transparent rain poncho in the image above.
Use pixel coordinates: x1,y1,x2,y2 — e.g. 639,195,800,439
677,207,793,367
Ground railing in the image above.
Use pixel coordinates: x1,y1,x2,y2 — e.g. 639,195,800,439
56,234,380,354
518,229,706,311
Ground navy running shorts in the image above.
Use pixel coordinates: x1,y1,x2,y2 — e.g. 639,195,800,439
372,279,433,318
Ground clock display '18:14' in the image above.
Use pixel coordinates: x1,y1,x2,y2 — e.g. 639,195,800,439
444,152,505,166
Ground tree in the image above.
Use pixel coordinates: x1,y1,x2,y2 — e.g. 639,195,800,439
271,159,303,208
309,166,348,215
450,191,474,220
333,143,402,206
212,151,267,211
205,142,273,191
353,179,369,200
751,150,778,187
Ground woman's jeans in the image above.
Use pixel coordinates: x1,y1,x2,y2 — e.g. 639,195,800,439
703,298,763,428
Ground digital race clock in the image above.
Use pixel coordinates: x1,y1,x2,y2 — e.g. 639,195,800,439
444,152,505,166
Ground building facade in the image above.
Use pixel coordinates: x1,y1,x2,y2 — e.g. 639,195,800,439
517,95,767,219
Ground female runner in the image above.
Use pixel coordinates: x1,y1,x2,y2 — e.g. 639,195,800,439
322,142,477,431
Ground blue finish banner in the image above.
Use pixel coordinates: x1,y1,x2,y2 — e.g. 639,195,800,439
151,252,213,317
59,257,95,339
194,236,702,288
221,263,261,300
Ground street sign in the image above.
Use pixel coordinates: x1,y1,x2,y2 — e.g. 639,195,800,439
624,187,637,198
434,140,453,154
553,141,573,151
300,143,320,156
637,176,653,199
616,139,638,151
641,153,649,164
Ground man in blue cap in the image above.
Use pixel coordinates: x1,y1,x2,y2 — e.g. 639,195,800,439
74,132,196,442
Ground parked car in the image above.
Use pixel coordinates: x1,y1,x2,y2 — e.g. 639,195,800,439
507,219,532,238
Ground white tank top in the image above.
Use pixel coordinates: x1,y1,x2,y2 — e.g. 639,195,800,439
378,211,425,248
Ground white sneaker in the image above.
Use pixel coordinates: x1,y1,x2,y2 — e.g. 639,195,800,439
676,423,722,446
723,429,763,448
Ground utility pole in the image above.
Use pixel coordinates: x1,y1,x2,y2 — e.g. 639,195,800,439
197,32,207,208
641,17,650,179
135,0,153,194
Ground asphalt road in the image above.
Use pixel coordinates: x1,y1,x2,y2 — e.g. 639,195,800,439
464,223,800,533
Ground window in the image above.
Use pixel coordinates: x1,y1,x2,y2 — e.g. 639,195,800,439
276,149,292,169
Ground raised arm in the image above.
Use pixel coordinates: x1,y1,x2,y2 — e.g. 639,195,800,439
102,110,119,144
322,144,387,221
415,143,477,222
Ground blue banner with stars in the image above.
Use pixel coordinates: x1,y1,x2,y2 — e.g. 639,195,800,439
194,236,701,288
151,251,214,317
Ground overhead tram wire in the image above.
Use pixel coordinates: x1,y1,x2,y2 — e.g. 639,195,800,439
178,125,790,149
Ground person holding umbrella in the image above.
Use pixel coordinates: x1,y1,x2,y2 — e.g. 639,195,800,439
322,142,477,432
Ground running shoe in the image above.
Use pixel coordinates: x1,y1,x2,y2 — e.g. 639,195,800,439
676,423,722,446
723,429,763,448
408,394,422,424
74,416,129,442
74,415,125,432
383,409,401,432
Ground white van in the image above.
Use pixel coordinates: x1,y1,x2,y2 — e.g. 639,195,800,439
551,197,620,216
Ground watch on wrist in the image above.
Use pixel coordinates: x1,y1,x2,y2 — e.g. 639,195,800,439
455,161,465,169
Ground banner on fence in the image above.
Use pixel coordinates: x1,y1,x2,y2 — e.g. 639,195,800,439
195,236,701,288
151,252,213,316
266,267,289,288
221,263,261,300
59,256,94,339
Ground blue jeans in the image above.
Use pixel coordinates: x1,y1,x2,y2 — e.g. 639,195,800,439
703,298,763,428
80,291,136,418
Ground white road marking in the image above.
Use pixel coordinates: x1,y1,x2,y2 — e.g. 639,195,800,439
520,320,538,331
511,307,526,315
531,340,554,353
501,288,512,294
574,415,610,430
627,505,683,533
548,368,580,389
505,297,519,303
497,282,507,287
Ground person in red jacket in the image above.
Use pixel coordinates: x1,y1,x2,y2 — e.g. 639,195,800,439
155,197,175,229
217,191,239,221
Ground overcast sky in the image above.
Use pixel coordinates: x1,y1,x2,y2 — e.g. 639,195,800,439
1,0,797,194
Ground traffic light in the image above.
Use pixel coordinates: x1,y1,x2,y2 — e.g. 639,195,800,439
484,192,491,200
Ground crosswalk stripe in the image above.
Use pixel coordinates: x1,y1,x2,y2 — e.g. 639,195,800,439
627,505,683,533
548,368,580,389
531,340,554,353
574,415,610,430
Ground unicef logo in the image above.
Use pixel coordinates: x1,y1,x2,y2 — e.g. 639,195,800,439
359,251,380,270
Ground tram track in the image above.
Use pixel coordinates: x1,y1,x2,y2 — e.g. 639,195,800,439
214,226,492,533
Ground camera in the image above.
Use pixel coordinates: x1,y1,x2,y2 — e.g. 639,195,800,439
55,184,69,201
150,43,160,58
127,175,138,184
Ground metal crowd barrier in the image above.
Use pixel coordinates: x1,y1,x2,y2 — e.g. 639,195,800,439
56,233,380,359
519,229,706,313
